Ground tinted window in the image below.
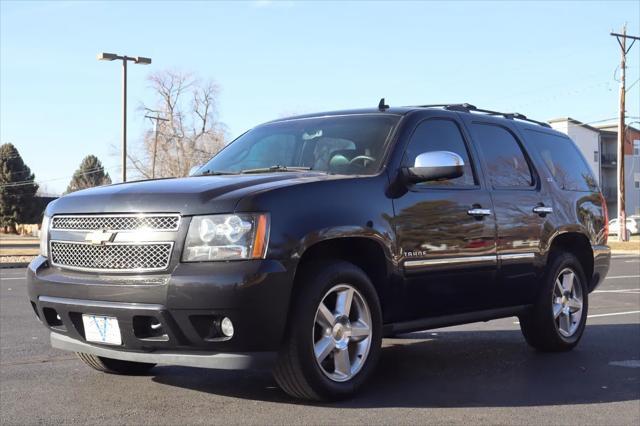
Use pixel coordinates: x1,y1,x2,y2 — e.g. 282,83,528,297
402,119,476,186
471,124,533,188
525,130,598,191
240,134,297,170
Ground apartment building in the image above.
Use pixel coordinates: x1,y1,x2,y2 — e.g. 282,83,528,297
549,117,640,217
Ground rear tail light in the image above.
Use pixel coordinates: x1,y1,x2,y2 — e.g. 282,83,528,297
599,192,609,243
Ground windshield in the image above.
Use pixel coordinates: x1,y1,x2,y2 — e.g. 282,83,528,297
197,114,400,176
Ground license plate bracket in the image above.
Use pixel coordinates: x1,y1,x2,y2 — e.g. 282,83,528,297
82,314,122,345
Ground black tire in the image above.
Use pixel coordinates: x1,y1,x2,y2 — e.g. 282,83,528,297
519,252,589,352
76,352,156,375
273,260,383,401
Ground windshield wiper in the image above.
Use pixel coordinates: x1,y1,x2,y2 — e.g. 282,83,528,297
240,165,313,174
196,170,240,176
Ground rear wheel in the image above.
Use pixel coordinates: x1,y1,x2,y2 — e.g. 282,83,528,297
76,352,156,375
519,252,588,352
273,260,382,401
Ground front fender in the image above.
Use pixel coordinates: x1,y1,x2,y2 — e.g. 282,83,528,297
293,225,396,263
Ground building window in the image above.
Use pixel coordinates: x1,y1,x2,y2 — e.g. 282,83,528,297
634,140,640,157
594,151,599,162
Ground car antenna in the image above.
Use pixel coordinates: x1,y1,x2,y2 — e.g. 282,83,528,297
378,97,389,111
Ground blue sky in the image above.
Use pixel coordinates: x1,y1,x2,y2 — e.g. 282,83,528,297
1,0,639,195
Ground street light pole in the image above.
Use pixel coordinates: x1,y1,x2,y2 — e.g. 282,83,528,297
98,52,152,183
122,58,128,183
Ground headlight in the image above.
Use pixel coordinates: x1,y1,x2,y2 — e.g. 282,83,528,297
39,215,50,257
183,214,269,262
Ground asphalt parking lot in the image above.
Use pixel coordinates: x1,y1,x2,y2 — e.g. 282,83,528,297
1,255,638,425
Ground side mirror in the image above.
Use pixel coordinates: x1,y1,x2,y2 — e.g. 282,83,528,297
188,164,204,176
405,151,464,183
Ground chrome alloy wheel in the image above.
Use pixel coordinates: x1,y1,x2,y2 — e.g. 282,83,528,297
552,268,584,337
313,284,373,382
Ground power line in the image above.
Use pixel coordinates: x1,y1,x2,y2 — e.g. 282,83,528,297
509,80,614,111
0,164,119,189
550,116,640,131
626,77,640,92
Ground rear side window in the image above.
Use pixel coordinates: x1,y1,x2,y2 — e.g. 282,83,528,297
470,123,533,188
524,130,598,192
402,119,476,186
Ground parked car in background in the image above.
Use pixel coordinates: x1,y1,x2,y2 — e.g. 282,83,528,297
28,102,610,401
608,217,639,238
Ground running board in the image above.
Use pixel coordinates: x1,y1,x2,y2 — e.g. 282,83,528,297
383,305,531,336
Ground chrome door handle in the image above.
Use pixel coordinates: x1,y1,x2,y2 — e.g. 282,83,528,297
533,206,553,215
467,208,492,217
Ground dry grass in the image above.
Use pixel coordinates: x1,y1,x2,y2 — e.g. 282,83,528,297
0,239,38,245
608,240,640,253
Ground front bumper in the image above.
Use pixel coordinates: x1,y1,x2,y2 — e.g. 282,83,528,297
27,255,295,359
51,332,276,370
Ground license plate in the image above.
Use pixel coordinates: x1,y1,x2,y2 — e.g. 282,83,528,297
82,315,122,345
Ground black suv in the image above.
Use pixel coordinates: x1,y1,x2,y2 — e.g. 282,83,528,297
28,102,611,401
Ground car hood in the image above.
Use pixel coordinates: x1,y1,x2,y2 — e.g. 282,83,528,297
47,172,335,216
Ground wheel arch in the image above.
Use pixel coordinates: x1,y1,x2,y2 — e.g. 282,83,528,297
292,235,395,318
546,231,595,291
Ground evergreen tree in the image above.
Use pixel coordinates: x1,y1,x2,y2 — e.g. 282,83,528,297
65,155,112,194
0,143,39,232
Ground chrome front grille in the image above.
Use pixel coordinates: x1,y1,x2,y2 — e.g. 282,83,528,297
51,214,180,231
50,241,173,272
48,213,180,273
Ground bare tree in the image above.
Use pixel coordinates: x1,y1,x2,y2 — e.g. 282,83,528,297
130,70,226,179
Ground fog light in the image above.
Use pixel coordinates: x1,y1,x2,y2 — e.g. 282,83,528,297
220,317,234,337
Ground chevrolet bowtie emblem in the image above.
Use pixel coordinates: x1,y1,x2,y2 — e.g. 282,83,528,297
85,229,116,245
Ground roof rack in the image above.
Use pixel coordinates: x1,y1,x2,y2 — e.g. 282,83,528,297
412,103,551,128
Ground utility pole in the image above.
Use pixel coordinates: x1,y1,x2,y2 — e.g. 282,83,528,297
144,113,169,179
610,26,639,242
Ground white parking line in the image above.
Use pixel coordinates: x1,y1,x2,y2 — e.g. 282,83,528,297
593,288,640,294
513,310,640,324
1,277,23,281
587,310,640,318
606,275,640,279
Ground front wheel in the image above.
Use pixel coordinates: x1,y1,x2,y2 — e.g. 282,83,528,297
519,252,589,352
273,260,382,401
